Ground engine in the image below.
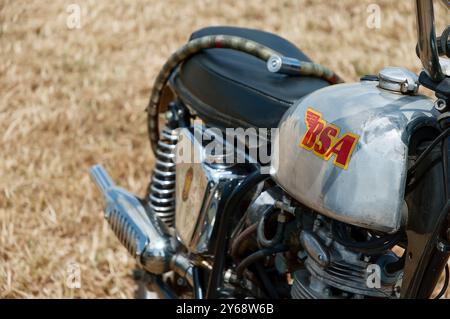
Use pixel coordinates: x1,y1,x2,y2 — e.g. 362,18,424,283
245,189,404,299
293,220,402,298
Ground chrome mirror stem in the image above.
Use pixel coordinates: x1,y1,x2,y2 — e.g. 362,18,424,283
416,0,445,81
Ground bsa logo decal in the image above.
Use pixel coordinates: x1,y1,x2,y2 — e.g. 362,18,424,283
299,108,359,169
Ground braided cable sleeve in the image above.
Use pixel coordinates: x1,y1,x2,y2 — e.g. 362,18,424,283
146,34,342,152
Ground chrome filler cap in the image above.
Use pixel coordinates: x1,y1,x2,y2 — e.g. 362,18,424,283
378,67,419,94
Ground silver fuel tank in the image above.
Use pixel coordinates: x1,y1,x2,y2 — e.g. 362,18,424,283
270,79,438,233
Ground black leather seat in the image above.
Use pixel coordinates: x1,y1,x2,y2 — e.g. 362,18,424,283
170,26,331,129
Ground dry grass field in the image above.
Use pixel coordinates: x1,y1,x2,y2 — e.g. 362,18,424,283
0,0,449,298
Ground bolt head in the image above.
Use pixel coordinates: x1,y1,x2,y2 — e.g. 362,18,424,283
266,55,282,73
401,82,409,93
176,277,185,286
165,110,173,120
434,99,448,112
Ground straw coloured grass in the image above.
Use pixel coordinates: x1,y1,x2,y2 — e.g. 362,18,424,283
0,0,449,298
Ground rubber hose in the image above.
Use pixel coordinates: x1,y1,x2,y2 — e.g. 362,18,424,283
236,245,288,279
257,207,285,248
230,223,258,260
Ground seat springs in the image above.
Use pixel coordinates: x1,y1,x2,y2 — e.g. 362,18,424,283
147,125,178,227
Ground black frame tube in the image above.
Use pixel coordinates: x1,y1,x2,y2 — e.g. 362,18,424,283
206,170,269,298
193,267,204,299
402,129,450,298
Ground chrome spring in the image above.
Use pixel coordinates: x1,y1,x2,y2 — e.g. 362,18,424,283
147,125,178,227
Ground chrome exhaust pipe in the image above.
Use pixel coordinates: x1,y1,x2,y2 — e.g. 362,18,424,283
90,164,192,282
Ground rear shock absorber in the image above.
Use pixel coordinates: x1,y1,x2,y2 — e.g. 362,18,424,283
147,113,179,227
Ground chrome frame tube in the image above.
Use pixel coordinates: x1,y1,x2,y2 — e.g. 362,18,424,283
416,0,445,81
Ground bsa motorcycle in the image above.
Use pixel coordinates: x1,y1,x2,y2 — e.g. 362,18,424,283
90,0,450,298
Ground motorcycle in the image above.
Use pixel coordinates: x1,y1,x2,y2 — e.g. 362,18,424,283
90,0,450,299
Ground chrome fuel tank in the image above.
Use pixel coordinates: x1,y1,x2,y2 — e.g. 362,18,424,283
270,80,437,233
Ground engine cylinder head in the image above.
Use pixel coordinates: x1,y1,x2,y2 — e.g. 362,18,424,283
292,217,402,299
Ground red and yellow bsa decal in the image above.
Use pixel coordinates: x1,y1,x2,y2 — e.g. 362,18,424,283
299,108,359,169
